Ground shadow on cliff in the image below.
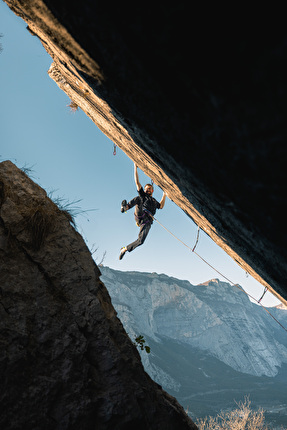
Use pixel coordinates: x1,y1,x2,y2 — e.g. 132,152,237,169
0,160,197,429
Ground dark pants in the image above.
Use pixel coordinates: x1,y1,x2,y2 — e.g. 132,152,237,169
125,196,153,252
126,221,152,252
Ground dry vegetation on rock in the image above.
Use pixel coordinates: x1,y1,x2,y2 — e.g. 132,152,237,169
196,398,285,430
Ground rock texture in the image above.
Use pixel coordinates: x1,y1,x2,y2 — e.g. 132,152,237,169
4,1,287,306
0,161,196,429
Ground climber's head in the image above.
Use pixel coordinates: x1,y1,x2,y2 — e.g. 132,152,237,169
144,184,154,195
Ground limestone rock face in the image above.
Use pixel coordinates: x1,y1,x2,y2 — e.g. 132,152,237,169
0,161,196,430
100,267,287,379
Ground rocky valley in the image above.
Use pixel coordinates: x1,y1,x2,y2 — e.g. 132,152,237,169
100,266,287,426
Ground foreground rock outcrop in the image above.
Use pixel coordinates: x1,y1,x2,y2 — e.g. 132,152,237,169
0,161,196,429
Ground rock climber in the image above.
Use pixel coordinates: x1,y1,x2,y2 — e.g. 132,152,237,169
119,163,167,260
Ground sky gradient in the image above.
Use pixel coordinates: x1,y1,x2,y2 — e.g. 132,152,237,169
0,2,281,307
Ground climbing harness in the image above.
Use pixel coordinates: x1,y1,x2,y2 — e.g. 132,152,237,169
144,209,287,333
134,209,154,227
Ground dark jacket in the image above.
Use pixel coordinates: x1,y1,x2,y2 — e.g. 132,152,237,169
128,187,160,224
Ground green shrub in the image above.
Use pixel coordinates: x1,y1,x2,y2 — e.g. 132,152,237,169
134,335,150,354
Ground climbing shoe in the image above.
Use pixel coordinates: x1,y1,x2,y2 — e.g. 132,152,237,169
121,199,128,213
119,247,127,260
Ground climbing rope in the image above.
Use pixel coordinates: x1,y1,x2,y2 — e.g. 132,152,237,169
145,209,287,333
193,250,287,333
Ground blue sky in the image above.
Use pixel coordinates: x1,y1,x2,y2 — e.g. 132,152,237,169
0,1,281,307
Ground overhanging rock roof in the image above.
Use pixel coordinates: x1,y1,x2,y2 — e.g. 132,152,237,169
5,1,287,305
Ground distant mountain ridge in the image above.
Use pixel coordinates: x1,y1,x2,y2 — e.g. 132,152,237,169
100,266,287,422
100,266,287,378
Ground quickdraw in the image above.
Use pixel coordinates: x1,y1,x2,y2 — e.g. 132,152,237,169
258,287,268,304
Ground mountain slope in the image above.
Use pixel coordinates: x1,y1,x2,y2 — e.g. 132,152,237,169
100,266,287,422
100,267,287,377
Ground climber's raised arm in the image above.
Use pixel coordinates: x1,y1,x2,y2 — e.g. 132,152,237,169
134,163,142,191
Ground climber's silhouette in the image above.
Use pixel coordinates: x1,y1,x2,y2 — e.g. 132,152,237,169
119,164,166,260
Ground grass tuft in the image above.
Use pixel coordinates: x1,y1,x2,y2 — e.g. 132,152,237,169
48,190,96,226
20,163,37,179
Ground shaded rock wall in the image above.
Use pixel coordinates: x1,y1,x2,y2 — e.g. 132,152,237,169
4,0,287,306
0,161,196,429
